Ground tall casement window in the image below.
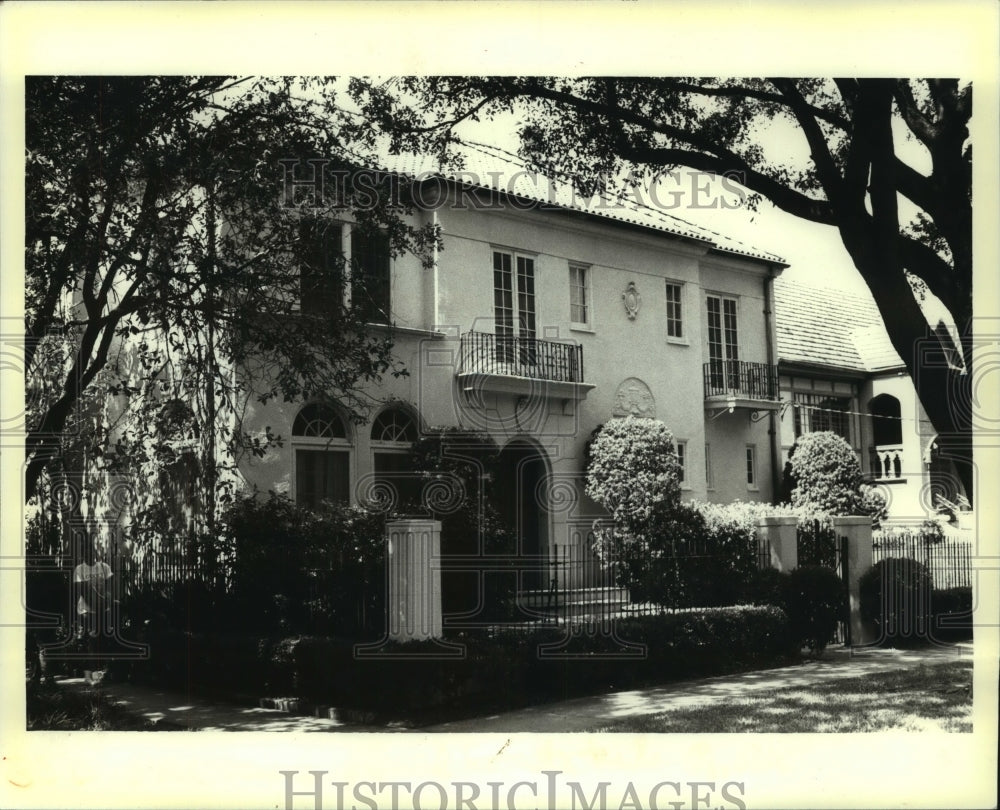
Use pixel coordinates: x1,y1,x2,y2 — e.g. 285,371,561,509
706,294,739,390
493,249,536,364
794,393,852,443
705,443,714,489
675,440,687,485
665,282,683,340
299,220,345,319
569,264,590,328
370,405,421,510
351,228,392,324
293,403,351,508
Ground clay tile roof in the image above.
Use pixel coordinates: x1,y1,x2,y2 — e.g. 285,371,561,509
374,141,786,266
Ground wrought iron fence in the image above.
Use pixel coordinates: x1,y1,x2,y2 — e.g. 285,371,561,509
796,520,850,645
486,532,772,630
872,531,972,589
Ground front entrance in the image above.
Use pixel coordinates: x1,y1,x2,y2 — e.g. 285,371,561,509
494,440,549,590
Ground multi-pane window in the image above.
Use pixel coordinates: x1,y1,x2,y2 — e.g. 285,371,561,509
745,445,757,489
370,407,417,443
705,443,713,489
665,282,683,339
706,295,739,390
351,228,391,324
371,406,420,509
675,441,687,485
293,403,350,508
794,393,852,443
299,220,345,319
493,250,537,364
569,264,590,326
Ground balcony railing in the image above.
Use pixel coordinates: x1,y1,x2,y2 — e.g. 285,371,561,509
703,360,779,401
870,444,905,481
459,331,584,383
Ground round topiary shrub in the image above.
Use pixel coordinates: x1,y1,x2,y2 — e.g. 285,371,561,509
859,558,933,645
786,431,865,515
585,416,681,533
784,565,846,655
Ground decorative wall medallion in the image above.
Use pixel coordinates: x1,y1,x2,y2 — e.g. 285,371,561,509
622,281,641,320
612,377,656,418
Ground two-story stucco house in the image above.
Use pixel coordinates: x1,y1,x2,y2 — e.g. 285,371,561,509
773,278,969,526
237,143,790,584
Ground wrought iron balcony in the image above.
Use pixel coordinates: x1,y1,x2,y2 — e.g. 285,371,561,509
703,360,780,406
459,331,585,383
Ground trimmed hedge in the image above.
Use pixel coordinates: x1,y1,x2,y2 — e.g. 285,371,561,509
127,605,794,720
859,558,934,644
931,587,973,641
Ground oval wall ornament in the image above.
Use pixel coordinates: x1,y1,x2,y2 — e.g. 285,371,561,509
622,281,641,320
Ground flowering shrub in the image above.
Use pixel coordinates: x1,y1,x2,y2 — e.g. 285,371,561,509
785,431,883,526
585,417,681,533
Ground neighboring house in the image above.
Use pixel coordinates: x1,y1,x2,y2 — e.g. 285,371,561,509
773,278,967,525
237,143,790,584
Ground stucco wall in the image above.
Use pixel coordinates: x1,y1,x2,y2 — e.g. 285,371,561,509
238,197,782,532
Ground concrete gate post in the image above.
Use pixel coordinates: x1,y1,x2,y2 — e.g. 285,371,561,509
832,516,876,646
385,518,443,642
757,515,798,572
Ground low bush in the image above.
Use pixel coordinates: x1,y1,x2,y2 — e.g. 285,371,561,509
127,605,794,720
859,558,934,644
931,586,973,641
784,566,846,654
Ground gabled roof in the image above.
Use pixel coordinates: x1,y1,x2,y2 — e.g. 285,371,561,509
374,141,786,266
774,279,903,373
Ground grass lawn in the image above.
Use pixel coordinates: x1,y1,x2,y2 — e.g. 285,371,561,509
595,661,973,733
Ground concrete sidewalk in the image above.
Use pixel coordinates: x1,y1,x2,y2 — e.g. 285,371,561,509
56,642,972,733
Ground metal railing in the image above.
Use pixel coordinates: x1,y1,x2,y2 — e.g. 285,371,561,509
872,531,972,589
703,360,779,400
459,331,584,383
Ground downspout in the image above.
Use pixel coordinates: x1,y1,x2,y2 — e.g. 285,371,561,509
763,266,781,502
432,207,440,329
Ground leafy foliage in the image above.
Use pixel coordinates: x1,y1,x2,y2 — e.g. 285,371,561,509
25,76,441,512
348,76,974,500
786,431,869,516
585,417,681,533
860,558,934,644
783,565,846,655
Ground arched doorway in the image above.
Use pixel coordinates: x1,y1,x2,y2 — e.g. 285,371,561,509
494,439,550,589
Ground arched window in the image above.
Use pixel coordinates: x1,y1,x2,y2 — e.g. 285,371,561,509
293,403,347,439
292,403,350,509
370,405,420,511
370,406,417,443
868,394,903,447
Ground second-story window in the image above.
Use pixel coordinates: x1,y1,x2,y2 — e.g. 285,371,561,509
493,249,536,365
299,220,345,319
665,282,683,339
569,264,590,328
352,227,392,324
706,294,740,391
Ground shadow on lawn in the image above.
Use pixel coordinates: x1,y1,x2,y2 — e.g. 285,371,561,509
595,661,972,733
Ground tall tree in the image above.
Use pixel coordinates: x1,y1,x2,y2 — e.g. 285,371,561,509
25,76,439,506
348,77,974,501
